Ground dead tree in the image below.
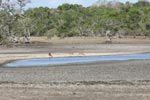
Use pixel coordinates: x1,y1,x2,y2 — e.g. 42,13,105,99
105,30,112,43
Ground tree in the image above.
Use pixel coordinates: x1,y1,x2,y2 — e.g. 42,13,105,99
25,7,51,36
5,0,150,40
134,0,150,7
0,0,31,43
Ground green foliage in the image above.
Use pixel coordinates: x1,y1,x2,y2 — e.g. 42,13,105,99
1,1,150,39
0,0,32,44
25,7,51,36
133,1,150,7
25,1,150,37
0,34,3,42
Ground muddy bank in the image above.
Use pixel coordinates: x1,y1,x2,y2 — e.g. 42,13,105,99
1,59,150,100
1,37,150,100
1,83,150,100
1,40,150,84
1,42,150,64
0,60,150,100
0,60,150,84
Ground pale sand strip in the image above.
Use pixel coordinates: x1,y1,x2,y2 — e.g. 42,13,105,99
0,52,144,64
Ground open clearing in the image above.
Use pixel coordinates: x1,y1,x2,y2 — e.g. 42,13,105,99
0,37,150,100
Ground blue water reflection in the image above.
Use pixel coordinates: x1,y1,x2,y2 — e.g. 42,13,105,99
5,53,150,67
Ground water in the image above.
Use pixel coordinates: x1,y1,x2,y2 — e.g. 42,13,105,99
5,53,150,67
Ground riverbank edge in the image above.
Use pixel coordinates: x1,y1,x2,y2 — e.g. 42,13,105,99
0,51,148,66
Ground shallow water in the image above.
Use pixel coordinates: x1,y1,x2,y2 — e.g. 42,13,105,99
5,53,150,67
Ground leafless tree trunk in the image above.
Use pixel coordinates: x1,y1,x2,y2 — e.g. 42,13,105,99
105,30,112,43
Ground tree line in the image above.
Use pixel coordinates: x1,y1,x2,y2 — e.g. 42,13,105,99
1,0,150,44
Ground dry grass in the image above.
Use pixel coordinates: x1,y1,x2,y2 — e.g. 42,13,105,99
30,36,105,44
30,36,150,44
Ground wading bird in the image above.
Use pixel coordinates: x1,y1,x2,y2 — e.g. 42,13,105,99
48,52,53,57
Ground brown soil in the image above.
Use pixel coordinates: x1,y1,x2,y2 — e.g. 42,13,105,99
0,36,150,100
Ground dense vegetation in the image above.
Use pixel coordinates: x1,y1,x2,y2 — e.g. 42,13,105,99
1,0,150,43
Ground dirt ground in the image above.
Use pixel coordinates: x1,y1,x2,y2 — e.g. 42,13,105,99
1,83,150,100
0,37,150,100
0,37,150,64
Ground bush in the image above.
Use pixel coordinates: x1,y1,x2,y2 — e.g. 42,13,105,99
46,29,58,39
0,35,12,47
0,35,3,43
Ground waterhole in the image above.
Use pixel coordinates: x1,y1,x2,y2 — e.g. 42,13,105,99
5,53,150,67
